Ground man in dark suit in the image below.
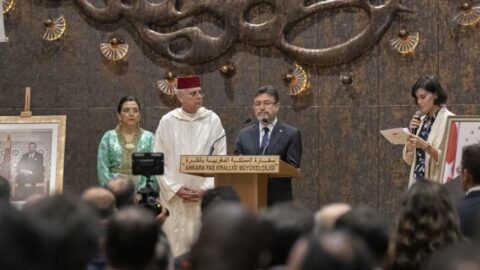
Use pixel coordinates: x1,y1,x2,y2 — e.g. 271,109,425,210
456,143,480,238
235,85,302,206
15,142,44,199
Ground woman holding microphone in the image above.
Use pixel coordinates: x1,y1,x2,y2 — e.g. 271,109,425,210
403,74,454,187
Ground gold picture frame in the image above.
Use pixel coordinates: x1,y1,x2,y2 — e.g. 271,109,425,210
439,115,480,185
0,115,66,202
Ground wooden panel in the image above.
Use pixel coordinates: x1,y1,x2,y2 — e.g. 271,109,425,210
0,0,32,109
317,106,379,208
439,0,480,105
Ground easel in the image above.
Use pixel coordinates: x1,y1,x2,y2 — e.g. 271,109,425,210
20,87,32,117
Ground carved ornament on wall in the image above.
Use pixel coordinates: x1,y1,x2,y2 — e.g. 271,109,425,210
75,0,411,67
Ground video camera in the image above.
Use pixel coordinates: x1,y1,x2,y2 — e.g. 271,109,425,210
132,152,164,215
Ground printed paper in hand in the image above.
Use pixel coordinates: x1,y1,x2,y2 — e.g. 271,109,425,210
380,128,411,145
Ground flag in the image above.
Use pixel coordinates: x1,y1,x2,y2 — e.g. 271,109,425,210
443,123,458,183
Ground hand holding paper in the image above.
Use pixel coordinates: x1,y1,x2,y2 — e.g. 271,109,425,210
380,128,411,145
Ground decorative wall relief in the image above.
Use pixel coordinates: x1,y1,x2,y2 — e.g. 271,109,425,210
42,15,66,41
283,64,309,96
453,2,480,27
100,35,129,61
75,0,412,67
219,63,236,77
390,29,419,56
2,0,15,15
157,71,178,96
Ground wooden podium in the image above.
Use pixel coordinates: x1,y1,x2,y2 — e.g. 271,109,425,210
180,155,301,211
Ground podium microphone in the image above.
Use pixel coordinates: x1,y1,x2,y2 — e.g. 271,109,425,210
410,111,423,135
208,118,252,155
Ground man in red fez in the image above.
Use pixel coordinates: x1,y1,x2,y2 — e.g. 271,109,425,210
153,75,226,256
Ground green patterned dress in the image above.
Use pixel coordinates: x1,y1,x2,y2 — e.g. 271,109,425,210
97,127,157,190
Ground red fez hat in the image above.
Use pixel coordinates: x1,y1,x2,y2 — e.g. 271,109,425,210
177,75,201,90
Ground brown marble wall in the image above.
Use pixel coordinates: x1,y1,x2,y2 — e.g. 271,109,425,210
1,0,480,220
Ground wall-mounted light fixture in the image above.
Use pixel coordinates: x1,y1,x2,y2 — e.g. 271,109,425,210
390,29,419,56
156,71,177,96
42,15,66,41
100,35,129,61
282,64,309,96
453,2,480,27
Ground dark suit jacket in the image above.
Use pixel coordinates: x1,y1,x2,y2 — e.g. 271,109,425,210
234,121,302,206
456,189,480,238
16,152,44,184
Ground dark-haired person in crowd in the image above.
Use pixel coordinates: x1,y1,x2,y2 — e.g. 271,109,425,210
258,201,314,269
0,203,41,270
190,203,266,270
104,207,159,270
235,85,302,206
388,180,463,270
175,186,241,270
97,96,156,191
403,74,454,187
456,143,480,239
424,242,480,270
0,175,10,203
334,206,389,269
287,231,374,270
23,194,100,270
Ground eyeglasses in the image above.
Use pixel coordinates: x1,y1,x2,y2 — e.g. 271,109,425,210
254,101,276,107
186,90,205,97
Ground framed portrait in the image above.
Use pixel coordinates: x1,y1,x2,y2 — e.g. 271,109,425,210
0,115,66,202
439,115,480,185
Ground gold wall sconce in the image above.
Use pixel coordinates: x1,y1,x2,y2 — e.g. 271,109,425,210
390,29,419,56
2,0,15,14
453,2,480,27
282,64,309,96
219,63,236,77
100,35,129,61
42,15,66,41
157,71,178,96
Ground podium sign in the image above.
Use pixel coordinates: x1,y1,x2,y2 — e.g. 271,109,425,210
180,155,281,175
180,155,301,211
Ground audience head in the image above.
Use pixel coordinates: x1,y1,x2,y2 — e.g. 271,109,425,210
0,203,41,270
200,185,241,214
461,143,480,191
258,201,314,267
314,203,351,234
287,231,374,270
105,206,159,270
0,175,10,203
106,175,137,208
81,187,116,220
389,180,462,270
24,194,100,270
334,206,389,267
425,242,480,270
191,203,265,270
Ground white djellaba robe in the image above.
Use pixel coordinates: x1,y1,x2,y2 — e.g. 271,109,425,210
154,107,226,256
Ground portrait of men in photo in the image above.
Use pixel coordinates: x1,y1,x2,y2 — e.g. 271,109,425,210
15,142,45,198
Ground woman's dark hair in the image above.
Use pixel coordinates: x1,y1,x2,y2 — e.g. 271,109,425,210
411,74,448,105
117,96,141,113
388,180,462,270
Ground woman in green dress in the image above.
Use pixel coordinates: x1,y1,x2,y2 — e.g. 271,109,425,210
97,96,156,190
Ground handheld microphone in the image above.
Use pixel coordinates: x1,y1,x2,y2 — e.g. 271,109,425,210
208,118,252,155
411,111,423,134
